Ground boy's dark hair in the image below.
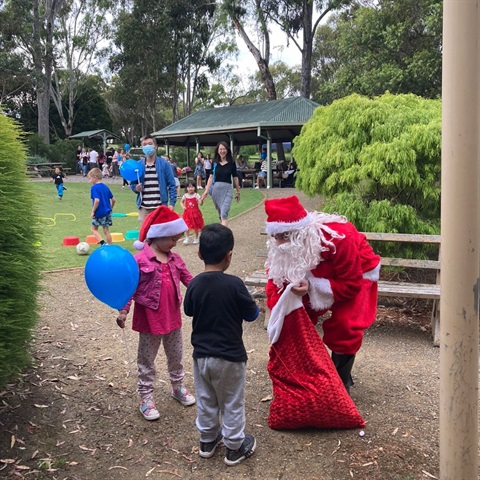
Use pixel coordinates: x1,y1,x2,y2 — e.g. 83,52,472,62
200,224,234,264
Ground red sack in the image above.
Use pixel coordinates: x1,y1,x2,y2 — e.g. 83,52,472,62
267,305,365,430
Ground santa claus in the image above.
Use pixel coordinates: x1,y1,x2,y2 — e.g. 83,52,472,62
264,195,381,393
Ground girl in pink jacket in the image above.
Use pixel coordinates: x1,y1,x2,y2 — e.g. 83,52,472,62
116,206,195,421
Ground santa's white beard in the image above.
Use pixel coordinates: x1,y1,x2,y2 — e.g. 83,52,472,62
266,232,322,288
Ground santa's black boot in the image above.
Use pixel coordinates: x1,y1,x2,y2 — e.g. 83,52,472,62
331,352,356,393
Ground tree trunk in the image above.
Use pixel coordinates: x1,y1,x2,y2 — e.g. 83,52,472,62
300,0,314,98
231,16,277,100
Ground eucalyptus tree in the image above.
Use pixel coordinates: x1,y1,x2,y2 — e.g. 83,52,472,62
110,0,227,137
222,0,278,101
51,0,116,137
312,0,443,104
263,0,352,98
0,0,68,143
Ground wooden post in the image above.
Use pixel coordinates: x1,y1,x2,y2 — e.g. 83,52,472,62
440,1,479,478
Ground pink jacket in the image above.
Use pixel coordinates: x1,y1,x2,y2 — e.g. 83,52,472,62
122,243,192,312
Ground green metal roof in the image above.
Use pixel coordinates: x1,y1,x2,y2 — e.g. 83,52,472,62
69,129,120,140
152,97,319,147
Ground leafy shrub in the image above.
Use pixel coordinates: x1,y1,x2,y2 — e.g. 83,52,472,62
0,114,42,388
293,93,441,257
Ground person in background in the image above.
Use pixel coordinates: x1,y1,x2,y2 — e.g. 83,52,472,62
111,149,119,179
97,150,106,170
128,136,177,225
255,159,268,189
201,141,240,226
88,147,98,172
116,206,196,421
51,167,66,200
167,155,181,198
184,224,259,466
118,149,129,189
81,147,89,177
106,147,114,174
235,155,247,188
194,152,206,190
76,145,83,175
87,168,115,245
204,154,212,184
102,162,110,178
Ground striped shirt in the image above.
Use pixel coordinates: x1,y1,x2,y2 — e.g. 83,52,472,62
141,164,162,209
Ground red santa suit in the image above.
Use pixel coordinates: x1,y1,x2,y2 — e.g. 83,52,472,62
263,196,380,429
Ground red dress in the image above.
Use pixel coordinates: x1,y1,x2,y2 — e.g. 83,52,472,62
182,194,205,230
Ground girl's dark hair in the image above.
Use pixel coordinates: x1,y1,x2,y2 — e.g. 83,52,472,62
199,224,234,264
185,181,196,192
213,141,233,164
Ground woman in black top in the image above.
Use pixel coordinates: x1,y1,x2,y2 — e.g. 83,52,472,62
201,141,241,226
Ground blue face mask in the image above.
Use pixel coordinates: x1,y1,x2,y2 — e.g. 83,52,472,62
142,145,156,157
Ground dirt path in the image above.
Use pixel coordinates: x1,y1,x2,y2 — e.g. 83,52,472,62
0,189,449,479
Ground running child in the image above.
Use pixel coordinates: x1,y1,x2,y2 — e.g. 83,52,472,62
184,224,259,466
116,206,196,421
51,167,66,200
180,181,205,245
87,167,115,245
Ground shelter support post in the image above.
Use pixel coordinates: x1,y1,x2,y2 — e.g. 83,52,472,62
440,2,479,479
266,135,272,188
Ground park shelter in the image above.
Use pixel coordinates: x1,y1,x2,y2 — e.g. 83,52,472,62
69,129,121,154
151,97,319,187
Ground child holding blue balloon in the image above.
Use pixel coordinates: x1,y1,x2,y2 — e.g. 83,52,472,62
116,206,196,421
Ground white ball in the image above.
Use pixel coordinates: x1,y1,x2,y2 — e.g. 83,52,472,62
76,242,90,255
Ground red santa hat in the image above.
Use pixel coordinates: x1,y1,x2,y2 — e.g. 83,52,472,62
133,206,187,250
264,195,313,236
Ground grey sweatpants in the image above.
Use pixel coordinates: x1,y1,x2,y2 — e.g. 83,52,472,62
193,357,246,450
137,329,185,399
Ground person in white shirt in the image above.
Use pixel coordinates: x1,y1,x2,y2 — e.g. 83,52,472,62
88,148,99,172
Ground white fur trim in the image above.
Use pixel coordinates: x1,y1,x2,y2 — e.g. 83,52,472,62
267,283,303,344
133,240,145,250
265,212,314,236
306,273,334,311
146,217,187,239
363,262,381,282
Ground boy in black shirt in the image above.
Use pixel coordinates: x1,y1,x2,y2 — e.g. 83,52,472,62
51,167,66,199
184,224,259,466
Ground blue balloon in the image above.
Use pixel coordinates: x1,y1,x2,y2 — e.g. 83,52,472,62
124,143,131,151
120,159,144,182
84,245,139,310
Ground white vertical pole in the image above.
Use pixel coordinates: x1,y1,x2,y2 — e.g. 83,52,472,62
267,137,272,188
440,2,479,479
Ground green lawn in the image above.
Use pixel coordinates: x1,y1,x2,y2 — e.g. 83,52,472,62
33,181,263,271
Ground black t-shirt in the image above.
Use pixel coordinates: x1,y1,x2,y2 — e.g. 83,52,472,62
184,271,259,362
52,173,64,185
214,162,238,184
106,150,114,165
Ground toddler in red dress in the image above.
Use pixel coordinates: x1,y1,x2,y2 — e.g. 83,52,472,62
181,181,205,244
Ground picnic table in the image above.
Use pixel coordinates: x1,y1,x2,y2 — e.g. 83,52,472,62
26,162,67,178
240,168,257,187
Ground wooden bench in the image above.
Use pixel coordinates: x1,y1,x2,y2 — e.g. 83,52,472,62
245,232,441,345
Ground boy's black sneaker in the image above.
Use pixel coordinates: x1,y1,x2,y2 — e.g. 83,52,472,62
224,434,256,466
199,433,223,459
98,240,105,245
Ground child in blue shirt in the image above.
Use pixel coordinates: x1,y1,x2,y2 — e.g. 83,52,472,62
88,168,115,245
